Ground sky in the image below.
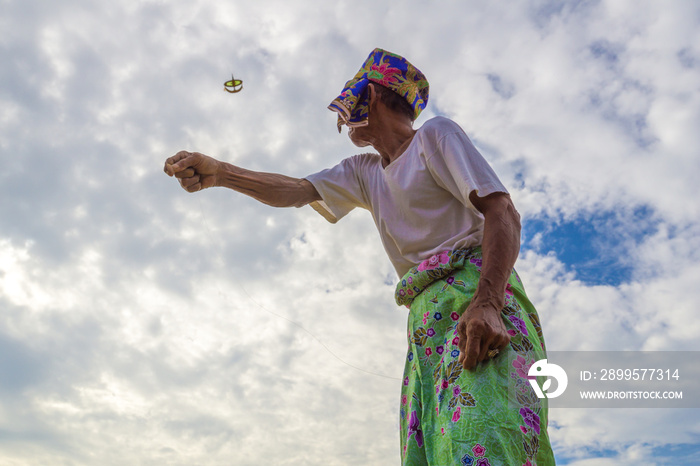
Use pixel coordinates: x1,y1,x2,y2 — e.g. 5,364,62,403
1,0,699,464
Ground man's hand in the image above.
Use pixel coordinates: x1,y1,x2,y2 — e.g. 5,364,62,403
164,151,221,192
457,300,510,371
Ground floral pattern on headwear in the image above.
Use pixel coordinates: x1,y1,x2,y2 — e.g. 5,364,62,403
328,48,429,132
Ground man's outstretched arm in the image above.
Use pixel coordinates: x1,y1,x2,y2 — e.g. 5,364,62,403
164,151,321,208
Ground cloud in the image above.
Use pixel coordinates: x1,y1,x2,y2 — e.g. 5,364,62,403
1,0,699,464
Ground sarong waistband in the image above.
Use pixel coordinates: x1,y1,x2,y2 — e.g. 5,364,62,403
395,247,482,307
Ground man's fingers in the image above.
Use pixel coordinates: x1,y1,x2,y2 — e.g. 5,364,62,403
458,316,513,370
457,322,467,359
179,175,202,192
186,182,202,193
461,333,481,370
182,179,202,193
174,168,196,179
164,151,195,176
477,335,500,363
164,151,186,169
171,159,197,174
497,333,511,351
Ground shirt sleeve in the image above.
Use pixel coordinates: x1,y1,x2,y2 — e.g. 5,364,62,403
425,127,508,210
303,155,369,224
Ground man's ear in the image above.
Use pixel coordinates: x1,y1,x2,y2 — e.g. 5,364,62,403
367,83,378,108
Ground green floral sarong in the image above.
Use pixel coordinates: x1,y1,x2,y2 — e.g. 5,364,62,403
396,248,556,466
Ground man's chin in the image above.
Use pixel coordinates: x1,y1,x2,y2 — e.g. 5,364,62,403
349,134,370,148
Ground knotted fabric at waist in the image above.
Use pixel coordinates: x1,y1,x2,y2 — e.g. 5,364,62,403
395,247,482,307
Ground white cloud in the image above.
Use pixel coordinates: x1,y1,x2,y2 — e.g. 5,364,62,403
1,0,699,464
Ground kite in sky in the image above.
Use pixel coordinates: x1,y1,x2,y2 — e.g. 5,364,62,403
224,75,243,93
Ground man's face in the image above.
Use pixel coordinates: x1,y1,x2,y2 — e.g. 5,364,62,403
346,87,376,147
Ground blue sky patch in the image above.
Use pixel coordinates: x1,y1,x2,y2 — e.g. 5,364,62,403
521,206,658,286
555,446,619,465
555,442,700,465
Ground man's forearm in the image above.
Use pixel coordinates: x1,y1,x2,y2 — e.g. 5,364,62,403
472,195,521,309
216,161,321,208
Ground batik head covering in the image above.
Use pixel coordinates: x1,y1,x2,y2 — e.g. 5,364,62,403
328,48,429,132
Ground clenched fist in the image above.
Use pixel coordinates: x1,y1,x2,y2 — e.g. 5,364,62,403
164,151,221,192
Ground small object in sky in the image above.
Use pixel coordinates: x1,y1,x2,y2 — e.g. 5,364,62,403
224,75,243,93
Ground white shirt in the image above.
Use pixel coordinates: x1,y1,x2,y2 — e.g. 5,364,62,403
304,116,508,278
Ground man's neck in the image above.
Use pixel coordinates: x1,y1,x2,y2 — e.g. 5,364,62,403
372,120,417,167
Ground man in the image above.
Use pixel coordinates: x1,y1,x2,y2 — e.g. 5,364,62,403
164,48,555,465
